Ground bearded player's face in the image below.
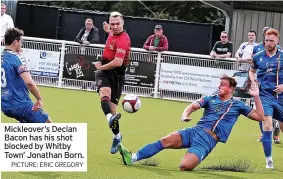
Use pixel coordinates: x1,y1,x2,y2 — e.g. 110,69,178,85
109,16,123,35
264,34,278,52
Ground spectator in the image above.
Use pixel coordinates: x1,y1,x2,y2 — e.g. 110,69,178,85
75,18,99,45
1,3,14,42
210,31,233,58
143,25,168,52
235,31,258,71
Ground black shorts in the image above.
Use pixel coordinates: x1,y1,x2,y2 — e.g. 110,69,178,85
95,70,124,105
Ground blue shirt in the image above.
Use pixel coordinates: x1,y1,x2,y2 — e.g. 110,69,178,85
196,95,252,143
251,49,283,97
1,49,31,110
253,42,282,55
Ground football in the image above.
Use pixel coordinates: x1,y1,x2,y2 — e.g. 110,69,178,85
122,94,141,113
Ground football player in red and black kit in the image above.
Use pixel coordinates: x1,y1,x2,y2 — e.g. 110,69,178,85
95,11,131,154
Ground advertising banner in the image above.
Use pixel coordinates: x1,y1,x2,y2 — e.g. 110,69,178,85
21,49,60,77
159,63,239,95
63,54,98,81
124,61,156,88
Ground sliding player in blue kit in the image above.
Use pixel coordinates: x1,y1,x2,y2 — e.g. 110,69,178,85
1,28,52,123
249,28,283,169
117,75,265,171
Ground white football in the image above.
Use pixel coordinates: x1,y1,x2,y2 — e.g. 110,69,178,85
122,94,141,113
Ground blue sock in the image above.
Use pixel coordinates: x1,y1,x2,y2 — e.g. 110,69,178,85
262,131,272,157
136,140,164,161
259,122,263,134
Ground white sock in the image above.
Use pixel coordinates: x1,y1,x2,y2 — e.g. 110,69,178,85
114,132,121,139
106,113,112,122
131,153,137,163
266,157,273,161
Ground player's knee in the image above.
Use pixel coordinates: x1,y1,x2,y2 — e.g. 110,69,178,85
179,162,196,171
160,137,171,148
263,118,273,131
99,87,111,98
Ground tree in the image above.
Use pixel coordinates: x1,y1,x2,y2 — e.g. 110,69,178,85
19,1,225,25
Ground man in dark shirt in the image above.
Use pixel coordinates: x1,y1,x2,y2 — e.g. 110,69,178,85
74,18,99,45
210,31,233,58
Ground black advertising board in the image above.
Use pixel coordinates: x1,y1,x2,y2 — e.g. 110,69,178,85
63,54,99,81
63,54,156,87
124,61,156,88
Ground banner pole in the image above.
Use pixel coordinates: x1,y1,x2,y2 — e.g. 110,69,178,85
58,42,66,88
153,52,162,98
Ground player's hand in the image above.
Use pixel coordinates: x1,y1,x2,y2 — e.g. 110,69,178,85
274,84,283,94
103,21,110,33
32,99,43,111
248,80,259,97
180,116,192,122
94,62,102,70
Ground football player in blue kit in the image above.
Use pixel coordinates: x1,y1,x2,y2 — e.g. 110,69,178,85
117,75,264,171
1,28,52,123
249,28,283,169
253,27,281,144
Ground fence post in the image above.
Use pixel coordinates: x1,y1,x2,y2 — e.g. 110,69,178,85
58,42,66,88
153,52,162,98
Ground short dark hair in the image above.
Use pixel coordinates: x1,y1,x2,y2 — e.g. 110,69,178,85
221,31,227,34
249,30,256,36
220,75,237,89
4,28,24,46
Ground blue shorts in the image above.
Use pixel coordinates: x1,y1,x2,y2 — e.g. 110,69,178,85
2,102,49,123
260,96,283,122
178,126,218,163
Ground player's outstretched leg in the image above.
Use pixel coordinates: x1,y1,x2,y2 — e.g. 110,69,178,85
99,86,122,154
262,116,274,169
109,101,122,154
118,131,182,166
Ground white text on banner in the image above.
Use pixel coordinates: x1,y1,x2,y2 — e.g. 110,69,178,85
0,123,87,172
159,63,238,95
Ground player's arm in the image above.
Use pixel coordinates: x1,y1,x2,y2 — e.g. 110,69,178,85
180,96,210,122
20,72,42,101
241,82,264,121
247,95,264,122
180,102,201,121
14,57,42,101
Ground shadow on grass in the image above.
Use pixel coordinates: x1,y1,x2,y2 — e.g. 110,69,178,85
200,159,251,173
117,158,249,179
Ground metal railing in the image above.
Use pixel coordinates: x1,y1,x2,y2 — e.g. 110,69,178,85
2,36,247,103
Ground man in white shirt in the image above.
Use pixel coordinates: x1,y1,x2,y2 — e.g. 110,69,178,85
235,31,258,71
1,3,14,42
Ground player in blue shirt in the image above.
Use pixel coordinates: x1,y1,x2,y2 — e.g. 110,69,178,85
1,28,52,123
249,28,283,169
252,27,281,144
117,75,264,171
253,27,282,55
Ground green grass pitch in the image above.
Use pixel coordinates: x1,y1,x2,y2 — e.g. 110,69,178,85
1,86,282,179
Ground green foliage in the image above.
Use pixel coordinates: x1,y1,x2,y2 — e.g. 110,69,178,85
20,1,225,24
